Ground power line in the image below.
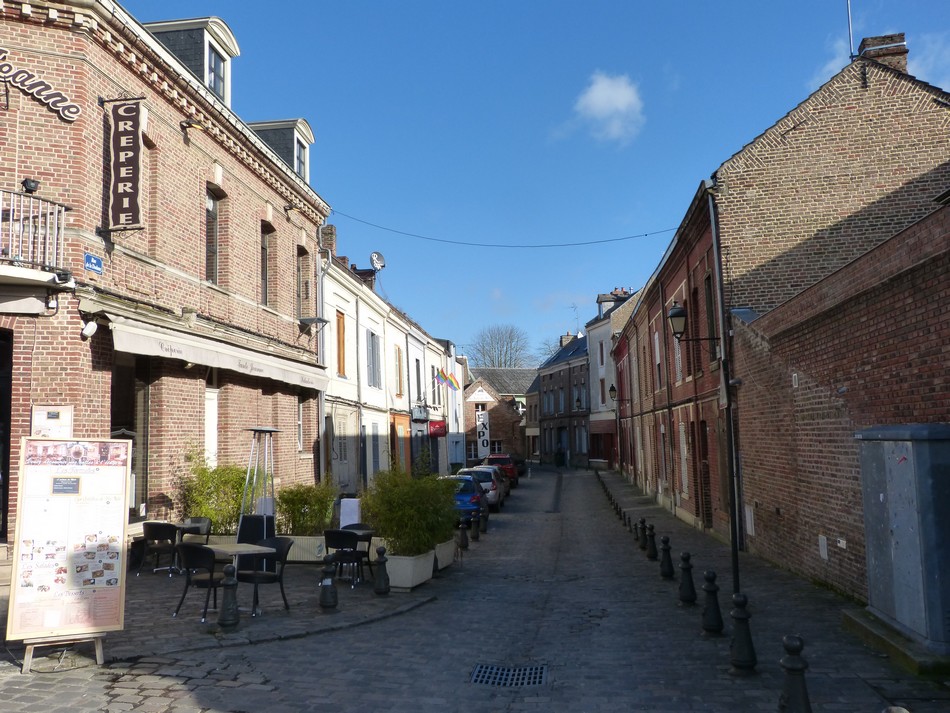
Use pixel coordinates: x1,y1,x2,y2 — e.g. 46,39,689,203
331,209,675,248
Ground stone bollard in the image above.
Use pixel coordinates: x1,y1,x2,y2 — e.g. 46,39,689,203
458,521,469,550
217,563,240,628
318,555,339,611
729,593,757,675
646,524,658,560
480,509,489,533
638,519,648,550
678,552,697,606
471,511,481,541
701,570,724,636
633,518,642,545
778,634,812,713
659,536,675,579
373,546,390,596
627,513,634,533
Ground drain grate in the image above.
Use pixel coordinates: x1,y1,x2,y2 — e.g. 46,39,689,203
470,664,548,687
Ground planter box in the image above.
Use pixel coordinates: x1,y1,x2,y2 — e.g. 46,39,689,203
387,550,435,592
434,538,456,571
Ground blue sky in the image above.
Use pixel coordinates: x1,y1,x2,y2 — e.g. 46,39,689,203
122,0,950,364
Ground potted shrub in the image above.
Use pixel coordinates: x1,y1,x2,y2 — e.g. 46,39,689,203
275,481,336,562
177,454,246,537
361,470,456,590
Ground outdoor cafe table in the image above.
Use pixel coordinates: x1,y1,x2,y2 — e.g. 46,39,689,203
207,542,276,568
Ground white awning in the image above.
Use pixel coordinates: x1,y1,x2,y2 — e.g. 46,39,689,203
108,315,328,391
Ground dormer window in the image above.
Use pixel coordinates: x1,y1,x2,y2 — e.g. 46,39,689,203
144,17,240,108
207,44,226,100
248,119,314,184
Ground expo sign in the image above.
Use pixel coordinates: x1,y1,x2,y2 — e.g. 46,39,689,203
476,411,490,459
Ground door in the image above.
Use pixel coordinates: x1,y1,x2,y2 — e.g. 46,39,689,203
0,330,11,538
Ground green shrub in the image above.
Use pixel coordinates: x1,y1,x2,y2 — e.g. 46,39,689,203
177,458,246,535
275,481,336,536
361,470,456,556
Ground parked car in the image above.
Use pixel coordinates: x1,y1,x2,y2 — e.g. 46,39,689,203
482,453,519,488
469,464,510,498
458,467,505,511
441,475,489,527
512,454,527,477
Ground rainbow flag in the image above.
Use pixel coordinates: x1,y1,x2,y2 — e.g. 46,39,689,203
435,368,447,385
446,373,460,391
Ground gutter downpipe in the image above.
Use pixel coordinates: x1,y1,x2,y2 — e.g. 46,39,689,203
316,225,327,483
706,178,742,595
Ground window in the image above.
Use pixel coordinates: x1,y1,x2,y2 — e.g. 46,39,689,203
599,341,605,367
415,359,422,402
335,311,346,376
490,440,503,454
260,225,273,306
599,378,606,405
394,346,404,397
466,441,478,460
295,138,307,180
205,190,218,284
430,366,442,406
674,322,683,383
297,248,311,318
207,45,226,100
679,421,689,495
367,330,381,388
371,423,380,472
558,388,565,413
653,331,663,390
296,395,305,451
335,418,348,463
704,275,719,362
474,403,486,413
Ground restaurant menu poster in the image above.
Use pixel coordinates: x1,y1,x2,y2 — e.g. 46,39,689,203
6,438,130,641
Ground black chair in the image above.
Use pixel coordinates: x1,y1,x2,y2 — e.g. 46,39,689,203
137,521,179,576
173,543,224,622
324,529,364,588
236,537,294,615
182,516,212,544
341,522,375,578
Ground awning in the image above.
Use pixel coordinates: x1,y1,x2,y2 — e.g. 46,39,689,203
108,315,328,391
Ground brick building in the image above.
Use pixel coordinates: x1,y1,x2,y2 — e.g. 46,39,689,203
462,369,526,465
0,3,331,538
538,333,588,467
614,34,950,599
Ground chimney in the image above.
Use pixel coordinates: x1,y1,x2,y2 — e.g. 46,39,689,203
559,332,575,348
858,33,907,74
320,224,337,257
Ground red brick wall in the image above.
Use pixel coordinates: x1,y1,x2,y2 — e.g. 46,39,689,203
734,206,950,600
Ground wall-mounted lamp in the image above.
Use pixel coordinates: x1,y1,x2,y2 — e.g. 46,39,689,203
575,397,582,410
80,320,98,340
21,178,40,194
608,384,617,401
667,302,719,342
180,118,206,132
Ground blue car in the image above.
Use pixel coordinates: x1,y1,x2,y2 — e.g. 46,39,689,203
442,475,489,527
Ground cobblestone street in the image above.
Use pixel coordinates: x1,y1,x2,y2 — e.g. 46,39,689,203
3,466,949,712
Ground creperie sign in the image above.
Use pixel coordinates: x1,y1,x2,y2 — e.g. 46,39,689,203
107,101,143,230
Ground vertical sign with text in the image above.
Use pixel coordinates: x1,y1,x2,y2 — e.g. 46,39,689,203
476,411,490,459
107,100,143,230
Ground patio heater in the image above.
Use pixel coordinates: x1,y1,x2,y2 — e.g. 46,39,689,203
237,427,279,566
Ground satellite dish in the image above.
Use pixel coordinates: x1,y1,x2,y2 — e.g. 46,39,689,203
370,251,386,271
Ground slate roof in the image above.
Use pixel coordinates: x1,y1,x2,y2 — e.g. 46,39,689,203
469,368,537,396
539,335,588,370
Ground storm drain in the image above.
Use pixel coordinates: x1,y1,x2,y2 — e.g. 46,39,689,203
470,664,548,687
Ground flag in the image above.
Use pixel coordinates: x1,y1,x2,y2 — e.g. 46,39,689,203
447,373,460,391
435,368,446,385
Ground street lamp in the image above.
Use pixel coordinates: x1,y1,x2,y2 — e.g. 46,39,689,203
666,302,742,594
608,383,617,401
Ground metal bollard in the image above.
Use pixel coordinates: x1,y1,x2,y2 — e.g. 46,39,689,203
638,519,648,550
458,520,469,550
646,524,658,560
217,563,240,628
480,509,489,533
633,518,642,545
319,555,339,611
778,634,812,713
729,593,757,675
471,511,481,541
678,552,697,605
373,546,390,596
701,570,724,636
659,536,675,579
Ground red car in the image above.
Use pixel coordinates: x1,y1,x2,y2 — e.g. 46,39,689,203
482,453,519,488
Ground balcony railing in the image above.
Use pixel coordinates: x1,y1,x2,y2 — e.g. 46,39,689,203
1,188,71,277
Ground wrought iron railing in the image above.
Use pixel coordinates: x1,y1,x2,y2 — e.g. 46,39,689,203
0,188,70,275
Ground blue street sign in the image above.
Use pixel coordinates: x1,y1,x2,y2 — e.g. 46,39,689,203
84,253,103,275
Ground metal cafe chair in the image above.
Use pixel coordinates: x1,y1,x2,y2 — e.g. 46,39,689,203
137,521,179,576
324,529,364,588
236,536,294,615
173,543,224,623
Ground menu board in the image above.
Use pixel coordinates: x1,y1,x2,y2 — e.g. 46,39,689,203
6,438,130,642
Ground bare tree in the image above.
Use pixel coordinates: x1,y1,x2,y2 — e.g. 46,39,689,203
534,337,561,365
468,324,533,368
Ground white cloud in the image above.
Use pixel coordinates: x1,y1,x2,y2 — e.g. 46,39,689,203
910,32,950,92
808,37,851,92
573,71,645,145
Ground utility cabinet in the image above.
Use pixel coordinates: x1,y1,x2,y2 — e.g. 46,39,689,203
855,424,950,655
